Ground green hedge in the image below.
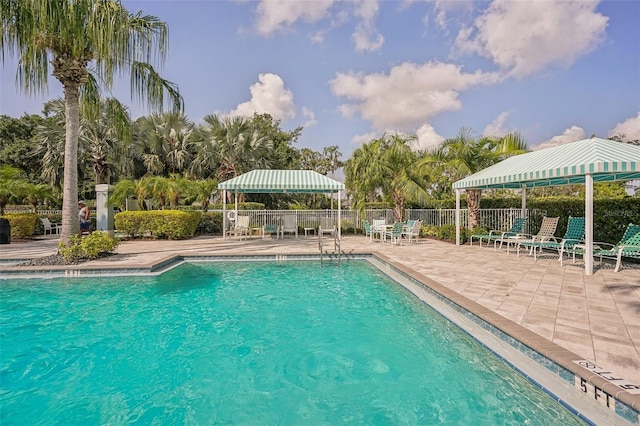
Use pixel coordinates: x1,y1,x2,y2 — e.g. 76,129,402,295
1,213,37,240
210,202,265,210
196,212,224,235
115,210,202,239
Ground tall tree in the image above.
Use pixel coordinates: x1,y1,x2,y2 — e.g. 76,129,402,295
345,133,427,221
191,114,272,185
419,128,527,228
1,0,182,244
134,112,194,177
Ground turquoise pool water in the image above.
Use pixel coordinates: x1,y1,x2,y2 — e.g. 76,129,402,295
1,261,584,425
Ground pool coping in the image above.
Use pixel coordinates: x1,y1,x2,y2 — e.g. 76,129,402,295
2,250,639,423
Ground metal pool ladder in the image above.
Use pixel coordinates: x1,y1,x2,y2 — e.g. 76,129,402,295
318,226,353,262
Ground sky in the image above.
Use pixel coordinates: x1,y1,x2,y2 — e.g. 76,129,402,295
1,0,639,158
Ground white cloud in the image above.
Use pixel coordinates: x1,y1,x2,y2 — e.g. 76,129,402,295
414,123,445,150
455,0,608,78
351,0,384,52
533,126,585,151
351,132,378,146
608,112,640,141
329,61,499,130
301,106,317,127
254,0,335,35
483,111,511,137
253,0,384,51
226,73,296,121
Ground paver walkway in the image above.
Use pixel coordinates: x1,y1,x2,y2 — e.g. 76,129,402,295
2,234,639,389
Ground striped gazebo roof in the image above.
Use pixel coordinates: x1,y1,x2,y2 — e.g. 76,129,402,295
218,169,345,193
453,138,640,190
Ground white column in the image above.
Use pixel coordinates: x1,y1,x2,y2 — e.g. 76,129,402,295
222,190,227,241
455,189,461,246
95,184,114,236
585,174,594,275
337,191,342,240
521,184,527,217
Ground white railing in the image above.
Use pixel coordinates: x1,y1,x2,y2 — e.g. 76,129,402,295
10,207,543,233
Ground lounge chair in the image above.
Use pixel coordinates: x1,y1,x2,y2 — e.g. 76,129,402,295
41,217,60,236
384,222,405,245
470,217,527,248
281,215,298,238
227,215,250,240
572,223,640,272
319,217,336,237
518,216,585,263
402,220,421,244
263,223,280,239
514,217,560,257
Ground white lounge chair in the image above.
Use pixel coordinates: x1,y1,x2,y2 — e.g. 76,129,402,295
402,220,421,244
319,217,336,237
515,217,560,257
227,215,250,240
281,215,298,238
41,218,60,236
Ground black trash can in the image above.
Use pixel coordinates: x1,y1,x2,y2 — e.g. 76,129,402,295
0,218,10,244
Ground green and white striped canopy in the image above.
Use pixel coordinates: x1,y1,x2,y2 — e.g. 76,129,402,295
218,169,345,193
453,138,640,190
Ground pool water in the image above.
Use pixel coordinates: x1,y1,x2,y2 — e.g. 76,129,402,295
1,261,584,425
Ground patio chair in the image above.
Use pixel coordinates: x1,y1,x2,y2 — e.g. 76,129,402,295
518,216,585,263
572,223,640,272
263,223,280,239
227,215,250,240
372,219,386,242
319,217,336,237
402,220,422,244
515,217,560,257
281,215,298,238
470,217,527,248
41,218,60,236
363,220,373,242
384,222,405,245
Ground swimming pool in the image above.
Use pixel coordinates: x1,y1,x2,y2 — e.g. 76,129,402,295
1,260,586,424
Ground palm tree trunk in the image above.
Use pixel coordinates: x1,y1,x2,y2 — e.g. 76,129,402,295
467,189,482,228
60,83,81,245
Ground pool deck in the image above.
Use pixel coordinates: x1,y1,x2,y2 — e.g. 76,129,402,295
1,234,639,410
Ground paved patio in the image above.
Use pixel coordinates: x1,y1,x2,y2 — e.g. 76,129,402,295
1,234,639,409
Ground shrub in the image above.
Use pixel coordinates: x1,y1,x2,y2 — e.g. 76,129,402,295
421,224,438,237
115,210,201,239
58,232,120,262
1,213,37,240
196,212,223,235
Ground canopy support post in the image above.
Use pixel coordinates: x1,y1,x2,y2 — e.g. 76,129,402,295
338,190,342,240
455,189,461,246
222,190,227,241
585,174,594,275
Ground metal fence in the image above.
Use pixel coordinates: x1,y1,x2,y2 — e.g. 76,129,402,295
9,207,543,233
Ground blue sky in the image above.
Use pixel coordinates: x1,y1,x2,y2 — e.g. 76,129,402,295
1,0,639,157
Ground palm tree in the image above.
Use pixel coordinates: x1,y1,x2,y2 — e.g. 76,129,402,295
191,115,272,200
419,128,527,228
80,98,133,184
22,183,58,212
134,112,194,176
0,166,29,215
345,133,427,221
1,0,182,245
187,178,218,212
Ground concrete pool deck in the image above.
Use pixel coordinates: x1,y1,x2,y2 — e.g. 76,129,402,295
1,234,639,412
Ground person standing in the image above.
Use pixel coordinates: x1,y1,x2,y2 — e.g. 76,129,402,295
78,201,91,236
